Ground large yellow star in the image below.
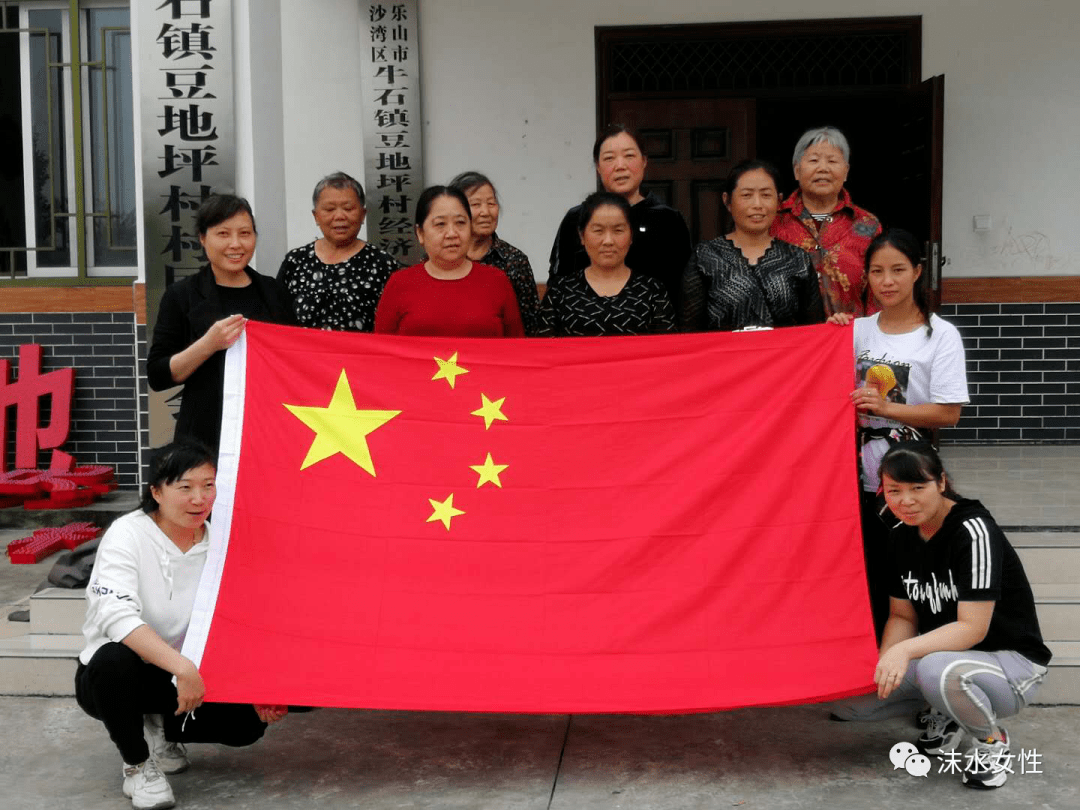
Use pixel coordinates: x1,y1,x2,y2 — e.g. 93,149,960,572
432,352,469,389
284,369,400,474
469,453,508,488
471,393,508,430
426,493,465,530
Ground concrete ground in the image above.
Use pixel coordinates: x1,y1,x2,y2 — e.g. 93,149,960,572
1,698,1077,809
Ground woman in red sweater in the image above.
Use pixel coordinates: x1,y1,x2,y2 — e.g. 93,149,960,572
374,186,525,337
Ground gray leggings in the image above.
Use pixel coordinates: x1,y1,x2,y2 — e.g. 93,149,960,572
831,650,1047,737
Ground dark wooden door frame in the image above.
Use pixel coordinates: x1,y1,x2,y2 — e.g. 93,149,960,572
596,15,922,130
594,16,943,298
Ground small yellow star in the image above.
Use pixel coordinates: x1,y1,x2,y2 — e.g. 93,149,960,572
426,493,465,530
471,393,508,430
432,352,470,389
469,453,509,488
284,369,400,475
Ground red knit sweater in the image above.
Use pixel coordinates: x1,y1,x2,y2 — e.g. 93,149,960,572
374,263,525,337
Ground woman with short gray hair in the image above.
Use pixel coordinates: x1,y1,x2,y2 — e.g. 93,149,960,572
277,171,399,331
770,126,881,317
449,171,541,334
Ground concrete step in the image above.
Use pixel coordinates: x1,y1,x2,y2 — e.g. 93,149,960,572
1032,642,1079,705
0,589,86,696
15,582,1080,643
1017,547,1080,585
0,634,78,695
1,638,1076,703
1034,601,1080,642
1009,531,1080,548
1014,539,1080,586
4,579,1079,700
29,588,85,635
1032,584,1080,643
1047,640,1080,658
1011,530,1080,589
0,633,1072,704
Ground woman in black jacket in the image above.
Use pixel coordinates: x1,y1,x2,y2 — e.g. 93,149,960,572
148,194,295,451
548,124,691,309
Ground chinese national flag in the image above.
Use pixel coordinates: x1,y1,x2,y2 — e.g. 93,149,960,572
183,321,877,712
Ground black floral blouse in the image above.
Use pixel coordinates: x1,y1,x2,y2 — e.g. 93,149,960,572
476,234,542,336
277,242,399,331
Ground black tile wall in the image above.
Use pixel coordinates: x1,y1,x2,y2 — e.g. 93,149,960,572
136,324,152,486
940,303,1080,444
1,313,140,487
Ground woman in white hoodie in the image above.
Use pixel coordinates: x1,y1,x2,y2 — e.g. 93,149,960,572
76,442,285,810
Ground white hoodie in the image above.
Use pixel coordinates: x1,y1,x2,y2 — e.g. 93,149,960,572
80,510,209,665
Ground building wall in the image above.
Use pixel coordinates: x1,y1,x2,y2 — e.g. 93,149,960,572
7,0,1075,476
278,0,1080,285
941,303,1080,443
235,0,289,276
274,0,1079,447
279,0,369,249
0,314,142,488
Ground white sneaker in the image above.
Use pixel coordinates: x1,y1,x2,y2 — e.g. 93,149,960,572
122,759,176,810
962,730,1011,790
916,709,964,755
144,714,190,774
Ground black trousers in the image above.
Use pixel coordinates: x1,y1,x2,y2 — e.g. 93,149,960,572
860,490,893,644
75,642,266,765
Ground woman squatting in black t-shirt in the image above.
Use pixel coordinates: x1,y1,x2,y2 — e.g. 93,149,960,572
830,442,1051,791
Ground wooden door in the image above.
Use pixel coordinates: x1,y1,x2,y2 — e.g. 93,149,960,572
898,74,945,308
605,98,755,243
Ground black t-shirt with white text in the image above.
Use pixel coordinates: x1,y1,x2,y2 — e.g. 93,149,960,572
887,499,1051,666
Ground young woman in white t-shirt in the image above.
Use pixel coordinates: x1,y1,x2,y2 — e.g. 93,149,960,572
829,228,969,638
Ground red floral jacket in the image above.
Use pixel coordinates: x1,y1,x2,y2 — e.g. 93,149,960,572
770,189,882,316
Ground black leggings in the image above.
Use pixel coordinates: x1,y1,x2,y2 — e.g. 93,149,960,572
75,642,266,765
860,490,893,644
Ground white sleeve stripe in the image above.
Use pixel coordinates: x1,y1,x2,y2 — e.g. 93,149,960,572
965,518,980,588
977,519,989,589
964,517,992,589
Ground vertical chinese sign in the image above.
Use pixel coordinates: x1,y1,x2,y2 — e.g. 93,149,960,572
138,0,235,444
359,2,424,265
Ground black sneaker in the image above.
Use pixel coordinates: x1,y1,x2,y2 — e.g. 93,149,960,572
916,710,964,755
962,731,1011,790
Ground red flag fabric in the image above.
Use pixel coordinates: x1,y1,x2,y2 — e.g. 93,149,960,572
183,321,877,713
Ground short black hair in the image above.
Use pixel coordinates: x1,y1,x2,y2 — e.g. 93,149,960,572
413,185,471,228
576,191,633,235
879,442,962,500
195,194,257,236
723,159,783,198
140,440,217,514
592,124,644,164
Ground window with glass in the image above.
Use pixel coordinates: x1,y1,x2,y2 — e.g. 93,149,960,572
0,1,135,280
